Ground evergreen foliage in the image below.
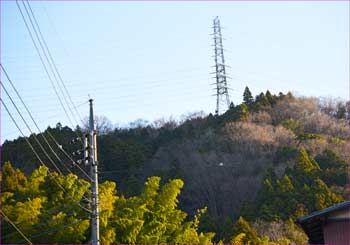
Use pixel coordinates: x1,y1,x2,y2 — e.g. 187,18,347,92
243,86,254,107
243,148,343,222
2,88,349,244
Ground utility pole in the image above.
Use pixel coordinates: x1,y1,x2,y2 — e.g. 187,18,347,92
89,99,100,245
212,16,230,115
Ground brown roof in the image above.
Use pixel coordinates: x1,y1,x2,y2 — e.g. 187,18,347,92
295,201,350,244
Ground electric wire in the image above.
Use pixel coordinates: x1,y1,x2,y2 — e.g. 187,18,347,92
47,130,93,181
6,63,294,96
1,201,82,233
1,64,92,181
3,84,222,118
2,210,86,240
12,69,247,102
2,81,242,140
1,99,92,211
16,76,213,99
20,0,78,126
0,210,33,245
41,2,71,59
1,85,64,171
17,69,212,92
15,0,78,134
89,88,241,108
1,82,64,175
2,101,88,139
24,0,83,123
14,219,87,244
6,62,244,96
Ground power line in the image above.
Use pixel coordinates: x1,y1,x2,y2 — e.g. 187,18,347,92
0,98,92,211
5,60,298,95
15,219,87,244
9,61,285,99
2,82,233,117
2,209,86,241
15,0,78,132
90,87,239,108
41,2,71,58
16,79,214,101
10,64,294,106
1,98,49,169
24,0,83,123
1,89,218,140
2,101,88,139
1,64,92,181
1,201,82,233
1,99,88,116
15,72,213,95
19,0,78,126
7,77,289,118
1,82,64,175
0,210,33,244
1,81,242,139
46,131,93,181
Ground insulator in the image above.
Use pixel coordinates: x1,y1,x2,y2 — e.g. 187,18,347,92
84,136,89,163
72,149,82,156
70,137,81,144
93,132,98,162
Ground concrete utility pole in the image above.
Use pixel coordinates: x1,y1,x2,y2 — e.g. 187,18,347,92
212,16,230,115
89,99,100,245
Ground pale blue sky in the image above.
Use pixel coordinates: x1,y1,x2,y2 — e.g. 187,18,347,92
1,1,349,141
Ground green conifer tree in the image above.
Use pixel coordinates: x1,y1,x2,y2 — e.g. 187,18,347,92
243,87,254,107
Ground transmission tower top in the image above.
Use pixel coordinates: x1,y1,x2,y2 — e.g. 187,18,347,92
212,16,230,115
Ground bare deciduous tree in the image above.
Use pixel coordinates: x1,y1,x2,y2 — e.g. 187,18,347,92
82,115,114,135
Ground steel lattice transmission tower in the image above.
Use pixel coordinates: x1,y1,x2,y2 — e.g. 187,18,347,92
212,16,230,115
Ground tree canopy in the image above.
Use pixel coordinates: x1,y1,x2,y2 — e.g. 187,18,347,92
1,162,214,244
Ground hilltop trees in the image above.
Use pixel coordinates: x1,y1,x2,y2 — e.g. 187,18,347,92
319,97,349,120
2,87,349,244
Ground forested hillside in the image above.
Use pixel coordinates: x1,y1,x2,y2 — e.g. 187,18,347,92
2,88,349,244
